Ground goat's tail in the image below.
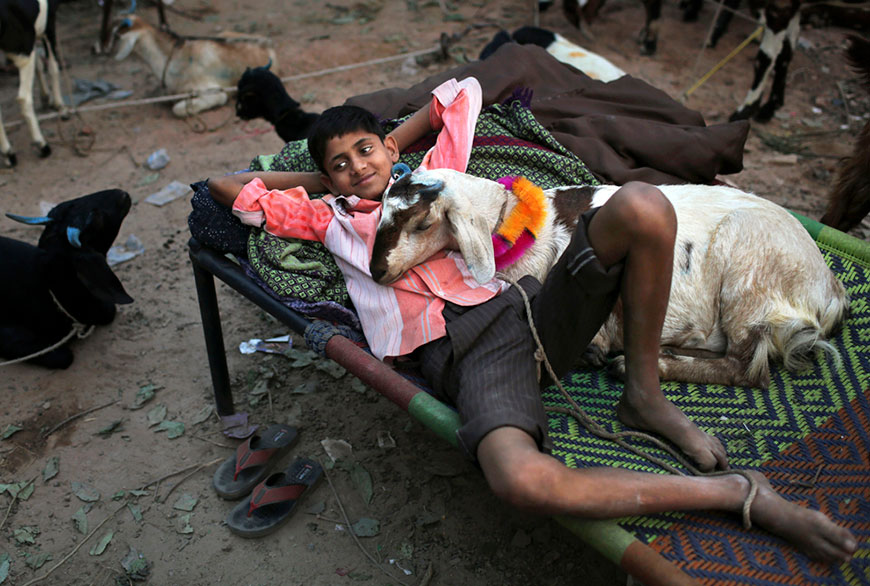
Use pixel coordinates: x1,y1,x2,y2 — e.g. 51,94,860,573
749,288,849,383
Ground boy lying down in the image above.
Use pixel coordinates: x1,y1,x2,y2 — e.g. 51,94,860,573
208,76,856,564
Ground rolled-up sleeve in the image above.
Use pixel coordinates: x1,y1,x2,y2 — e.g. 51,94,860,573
232,177,332,242
421,77,483,173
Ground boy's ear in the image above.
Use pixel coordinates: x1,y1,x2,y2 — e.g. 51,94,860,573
320,173,338,195
384,135,400,162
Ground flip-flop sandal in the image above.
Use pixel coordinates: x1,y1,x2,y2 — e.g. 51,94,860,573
225,457,323,538
212,423,299,500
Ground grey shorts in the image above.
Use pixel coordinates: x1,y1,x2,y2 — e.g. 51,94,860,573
416,208,623,461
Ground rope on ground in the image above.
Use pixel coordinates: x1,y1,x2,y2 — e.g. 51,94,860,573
682,25,764,100
503,274,759,529
0,44,442,133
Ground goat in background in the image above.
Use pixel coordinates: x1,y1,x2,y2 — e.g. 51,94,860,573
1,189,133,368
820,34,870,233
235,62,319,143
0,0,68,166
112,15,276,117
370,169,848,390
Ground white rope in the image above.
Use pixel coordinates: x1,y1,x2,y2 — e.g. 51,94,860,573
0,291,94,367
1,45,442,132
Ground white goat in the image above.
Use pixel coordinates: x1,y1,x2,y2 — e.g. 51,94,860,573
112,16,277,117
370,169,849,389
0,0,67,166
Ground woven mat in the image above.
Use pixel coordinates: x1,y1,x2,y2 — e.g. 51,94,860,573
543,234,870,585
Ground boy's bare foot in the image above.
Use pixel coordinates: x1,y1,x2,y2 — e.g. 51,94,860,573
616,390,728,472
742,471,857,564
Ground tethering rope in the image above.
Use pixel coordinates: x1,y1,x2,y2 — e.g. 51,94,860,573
0,291,94,367
0,44,442,134
502,273,758,529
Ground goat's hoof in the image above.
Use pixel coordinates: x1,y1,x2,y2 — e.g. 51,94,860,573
37,144,52,158
59,109,71,121
607,355,627,380
639,40,657,56
3,152,17,167
580,343,608,368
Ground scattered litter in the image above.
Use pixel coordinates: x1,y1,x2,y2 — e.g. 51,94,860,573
220,412,258,439
120,547,151,581
144,180,191,207
1,424,22,440
65,78,121,107
350,463,373,504
14,526,39,544
189,404,213,425
0,553,9,584
239,334,292,355
291,381,319,395
127,503,142,522
176,513,194,534
72,506,88,534
107,234,145,267
88,530,114,556
71,481,100,503
388,558,413,575
146,404,167,427
24,552,51,570
305,501,326,515
173,493,198,512
320,438,353,462
315,360,346,379
130,383,160,409
768,154,799,166
136,172,160,187
145,148,170,170
42,457,59,482
377,431,395,449
352,517,380,537
811,106,822,115
0,481,33,500
510,528,532,548
154,420,185,439
96,419,124,438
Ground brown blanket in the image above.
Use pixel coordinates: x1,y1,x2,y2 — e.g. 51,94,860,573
347,43,750,186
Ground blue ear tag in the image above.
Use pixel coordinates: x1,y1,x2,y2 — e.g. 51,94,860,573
66,226,82,248
391,163,411,182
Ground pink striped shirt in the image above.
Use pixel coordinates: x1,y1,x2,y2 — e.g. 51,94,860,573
233,77,506,360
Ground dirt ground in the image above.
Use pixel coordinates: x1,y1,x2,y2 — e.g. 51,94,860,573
1,0,868,584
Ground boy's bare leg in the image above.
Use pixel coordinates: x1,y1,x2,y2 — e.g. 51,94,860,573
477,427,857,564
587,183,728,471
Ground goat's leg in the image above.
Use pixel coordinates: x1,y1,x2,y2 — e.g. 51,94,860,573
43,39,68,117
729,37,774,121
638,0,662,55
9,52,51,158
708,0,742,47
755,12,799,122
0,327,74,369
172,91,228,118
0,103,16,167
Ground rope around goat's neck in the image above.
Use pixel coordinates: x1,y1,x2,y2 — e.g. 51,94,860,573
0,291,94,367
502,274,758,529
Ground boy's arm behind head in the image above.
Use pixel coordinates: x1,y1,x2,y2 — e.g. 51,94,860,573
208,172,326,208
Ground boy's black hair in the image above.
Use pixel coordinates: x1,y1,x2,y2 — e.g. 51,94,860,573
307,105,386,173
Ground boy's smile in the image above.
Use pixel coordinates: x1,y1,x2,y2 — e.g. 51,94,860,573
320,130,399,200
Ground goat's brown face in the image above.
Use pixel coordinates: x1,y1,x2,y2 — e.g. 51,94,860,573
370,172,449,284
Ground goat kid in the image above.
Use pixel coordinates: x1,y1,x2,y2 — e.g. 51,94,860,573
0,0,68,166
235,62,319,143
113,15,277,117
370,168,848,389
1,189,133,368
819,34,870,233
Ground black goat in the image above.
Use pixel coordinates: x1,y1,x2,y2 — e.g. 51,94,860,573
235,63,319,143
0,0,67,166
820,35,870,233
0,189,133,368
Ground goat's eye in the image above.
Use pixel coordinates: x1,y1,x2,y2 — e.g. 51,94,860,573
415,222,431,232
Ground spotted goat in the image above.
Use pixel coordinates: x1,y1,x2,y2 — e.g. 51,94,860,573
370,168,848,389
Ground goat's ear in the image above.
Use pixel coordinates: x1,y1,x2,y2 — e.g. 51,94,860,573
444,193,495,284
73,253,134,305
114,31,139,61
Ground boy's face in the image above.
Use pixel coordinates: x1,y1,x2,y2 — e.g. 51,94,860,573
320,131,399,200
